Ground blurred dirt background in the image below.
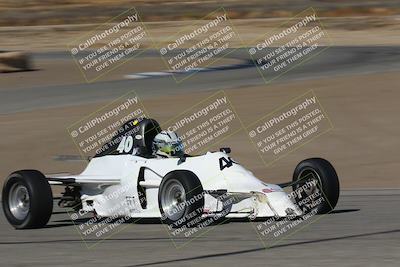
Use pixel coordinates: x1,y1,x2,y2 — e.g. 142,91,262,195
1,0,400,51
1,0,400,26
1,0,400,189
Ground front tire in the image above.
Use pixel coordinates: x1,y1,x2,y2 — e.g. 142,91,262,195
292,158,340,214
2,170,53,229
158,170,204,228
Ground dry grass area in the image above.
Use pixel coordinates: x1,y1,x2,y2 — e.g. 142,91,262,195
1,16,400,53
1,0,400,52
0,0,399,26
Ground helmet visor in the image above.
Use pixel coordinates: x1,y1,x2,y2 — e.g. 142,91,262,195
159,140,184,157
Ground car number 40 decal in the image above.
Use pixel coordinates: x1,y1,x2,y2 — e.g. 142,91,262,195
117,136,134,153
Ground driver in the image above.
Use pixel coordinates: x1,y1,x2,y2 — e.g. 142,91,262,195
152,130,184,158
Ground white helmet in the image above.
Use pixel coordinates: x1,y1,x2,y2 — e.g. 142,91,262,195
152,130,184,158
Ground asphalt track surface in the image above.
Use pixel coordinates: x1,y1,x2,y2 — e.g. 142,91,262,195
1,46,400,266
1,46,400,114
0,190,399,266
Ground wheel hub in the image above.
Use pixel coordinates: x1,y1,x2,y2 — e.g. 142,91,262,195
296,168,322,209
161,179,186,221
8,184,30,220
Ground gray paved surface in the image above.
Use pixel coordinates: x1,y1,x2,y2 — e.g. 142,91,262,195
0,190,399,266
1,46,400,114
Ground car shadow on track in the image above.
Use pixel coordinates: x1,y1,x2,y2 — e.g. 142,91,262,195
123,228,400,267
49,208,360,228
329,208,360,214
0,237,175,245
44,223,75,228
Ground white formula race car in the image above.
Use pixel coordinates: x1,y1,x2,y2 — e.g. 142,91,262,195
2,118,340,229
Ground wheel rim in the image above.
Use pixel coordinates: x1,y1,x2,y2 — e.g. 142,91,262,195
8,183,30,220
295,168,322,209
161,179,186,221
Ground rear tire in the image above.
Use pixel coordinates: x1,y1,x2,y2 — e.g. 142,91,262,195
2,170,53,229
292,158,340,214
158,170,204,228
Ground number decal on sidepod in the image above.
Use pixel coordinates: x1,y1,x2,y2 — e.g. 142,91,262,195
219,157,235,170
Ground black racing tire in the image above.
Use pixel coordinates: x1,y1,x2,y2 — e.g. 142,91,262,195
292,158,340,214
158,170,204,228
2,170,53,229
